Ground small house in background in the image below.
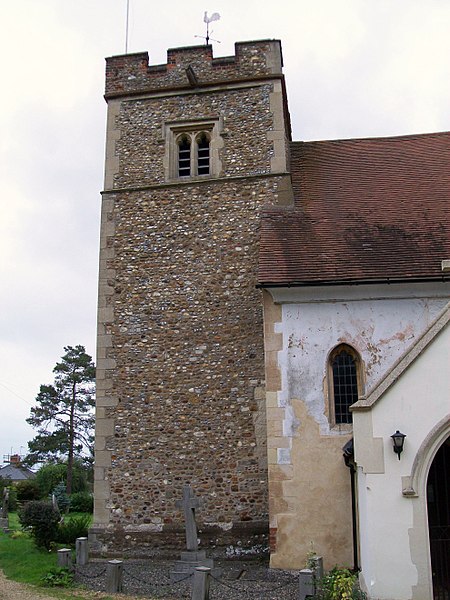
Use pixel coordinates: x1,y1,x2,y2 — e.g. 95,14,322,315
0,454,35,482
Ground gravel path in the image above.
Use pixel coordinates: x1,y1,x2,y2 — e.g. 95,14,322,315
75,559,300,599
0,560,300,600
0,570,57,600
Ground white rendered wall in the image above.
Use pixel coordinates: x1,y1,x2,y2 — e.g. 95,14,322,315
354,319,450,600
265,283,450,569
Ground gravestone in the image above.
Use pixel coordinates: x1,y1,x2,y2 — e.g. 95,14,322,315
52,493,60,513
176,485,201,551
170,485,220,582
2,488,9,518
0,488,9,531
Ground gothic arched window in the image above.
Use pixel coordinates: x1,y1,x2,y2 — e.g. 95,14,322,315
329,345,362,425
166,119,220,181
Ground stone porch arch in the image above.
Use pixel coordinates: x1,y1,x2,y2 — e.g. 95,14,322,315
406,416,450,600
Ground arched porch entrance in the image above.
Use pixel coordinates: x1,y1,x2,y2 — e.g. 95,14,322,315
427,435,449,600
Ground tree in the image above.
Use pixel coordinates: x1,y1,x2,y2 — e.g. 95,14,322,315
26,345,95,494
35,461,89,497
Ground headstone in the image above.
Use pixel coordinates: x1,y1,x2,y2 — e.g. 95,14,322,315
0,488,9,530
170,485,221,582
52,493,60,513
176,485,201,551
2,488,9,519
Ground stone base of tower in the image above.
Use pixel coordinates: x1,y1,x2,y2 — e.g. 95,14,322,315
88,520,268,559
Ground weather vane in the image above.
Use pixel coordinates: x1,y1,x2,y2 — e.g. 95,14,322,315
195,11,221,45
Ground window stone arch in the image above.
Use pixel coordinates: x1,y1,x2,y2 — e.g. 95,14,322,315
164,118,223,181
328,344,363,427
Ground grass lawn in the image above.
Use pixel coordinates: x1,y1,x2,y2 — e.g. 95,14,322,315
0,512,57,585
0,512,131,600
0,527,57,585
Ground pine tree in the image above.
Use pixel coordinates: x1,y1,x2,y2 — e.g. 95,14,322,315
26,345,95,494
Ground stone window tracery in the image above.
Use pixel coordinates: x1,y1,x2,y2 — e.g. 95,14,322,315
164,118,222,181
175,131,211,178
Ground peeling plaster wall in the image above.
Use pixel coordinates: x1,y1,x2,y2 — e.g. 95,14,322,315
281,295,447,432
265,283,450,570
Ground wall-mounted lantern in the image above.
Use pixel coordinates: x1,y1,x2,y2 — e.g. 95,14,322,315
390,430,406,460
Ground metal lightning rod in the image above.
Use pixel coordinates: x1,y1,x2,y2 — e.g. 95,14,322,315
125,0,130,54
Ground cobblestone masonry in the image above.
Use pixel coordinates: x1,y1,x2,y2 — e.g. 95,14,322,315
92,40,292,556
104,41,286,96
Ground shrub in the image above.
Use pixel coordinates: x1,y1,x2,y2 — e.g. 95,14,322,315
41,567,74,587
19,501,60,550
69,491,93,513
316,567,367,600
16,479,41,503
51,482,70,513
56,514,91,545
10,530,27,539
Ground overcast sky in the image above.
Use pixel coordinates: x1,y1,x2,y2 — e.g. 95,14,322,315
1,0,449,463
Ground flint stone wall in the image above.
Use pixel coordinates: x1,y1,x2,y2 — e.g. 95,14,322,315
112,84,274,189
93,39,290,556
105,40,283,97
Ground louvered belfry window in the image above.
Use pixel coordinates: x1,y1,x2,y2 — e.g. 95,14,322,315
178,135,191,177
196,132,210,175
176,131,211,178
331,346,360,424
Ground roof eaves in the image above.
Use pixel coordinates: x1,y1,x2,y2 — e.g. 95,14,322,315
257,275,450,289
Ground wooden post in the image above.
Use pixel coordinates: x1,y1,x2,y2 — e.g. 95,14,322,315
106,559,123,593
76,537,89,565
192,566,211,600
57,548,72,569
299,568,314,600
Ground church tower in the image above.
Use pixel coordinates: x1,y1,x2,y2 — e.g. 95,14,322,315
92,40,291,554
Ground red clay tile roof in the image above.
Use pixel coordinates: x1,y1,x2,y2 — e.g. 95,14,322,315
259,132,450,286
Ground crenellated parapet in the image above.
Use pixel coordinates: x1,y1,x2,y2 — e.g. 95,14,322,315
105,40,283,97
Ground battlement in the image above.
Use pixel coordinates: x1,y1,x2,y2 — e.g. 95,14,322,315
105,39,283,98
